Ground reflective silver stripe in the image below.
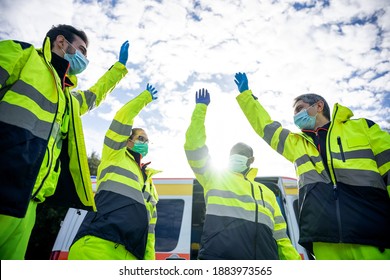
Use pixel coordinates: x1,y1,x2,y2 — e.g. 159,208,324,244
104,135,127,150
100,165,139,182
185,145,209,161
277,128,290,154
335,169,386,189
72,91,83,107
97,180,144,205
273,228,289,240
295,154,322,168
207,204,274,230
144,193,157,206
274,215,286,225
143,190,151,201
109,119,132,137
376,149,390,168
261,200,275,216
83,90,97,110
11,80,57,113
331,149,375,161
263,121,281,145
190,157,211,175
298,169,331,188
0,101,52,139
207,190,276,217
148,223,156,233
0,66,9,86
206,189,255,203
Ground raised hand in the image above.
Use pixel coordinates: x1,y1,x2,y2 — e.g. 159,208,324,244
195,88,210,105
234,72,249,93
118,40,129,65
146,83,158,100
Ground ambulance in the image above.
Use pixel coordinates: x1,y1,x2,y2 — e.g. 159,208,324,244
50,176,310,260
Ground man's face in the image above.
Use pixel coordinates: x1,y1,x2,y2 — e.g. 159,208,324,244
64,35,88,58
293,100,317,117
127,129,149,149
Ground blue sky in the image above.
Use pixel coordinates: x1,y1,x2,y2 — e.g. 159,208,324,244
1,0,389,179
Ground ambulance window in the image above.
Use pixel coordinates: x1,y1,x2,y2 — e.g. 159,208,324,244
155,199,184,251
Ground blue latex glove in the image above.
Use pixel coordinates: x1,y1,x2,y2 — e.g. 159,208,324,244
234,72,249,93
118,40,129,65
196,88,210,105
146,83,158,100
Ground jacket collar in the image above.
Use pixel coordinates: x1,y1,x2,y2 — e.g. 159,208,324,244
39,37,77,89
332,103,354,123
125,149,162,177
246,168,258,180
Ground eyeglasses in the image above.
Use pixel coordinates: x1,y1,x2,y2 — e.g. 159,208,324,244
295,102,317,115
129,135,149,144
64,37,87,57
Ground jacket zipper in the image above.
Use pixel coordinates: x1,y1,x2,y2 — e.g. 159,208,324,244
246,177,260,259
69,94,89,201
31,46,60,201
337,136,346,162
327,106,343,242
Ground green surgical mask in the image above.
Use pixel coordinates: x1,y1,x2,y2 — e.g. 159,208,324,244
132,141,148,158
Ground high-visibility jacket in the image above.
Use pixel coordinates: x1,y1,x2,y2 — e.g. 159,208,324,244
236,90,390,251
72,90,160,260
0,38,127,218
184,103,301,260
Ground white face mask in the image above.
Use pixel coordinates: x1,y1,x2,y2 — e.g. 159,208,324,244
61,38,89,75
293,103,317,130
228,154,249,173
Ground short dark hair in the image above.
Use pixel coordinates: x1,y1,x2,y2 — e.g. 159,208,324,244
45,24,88,49
230,142,253,158
293,93,331,121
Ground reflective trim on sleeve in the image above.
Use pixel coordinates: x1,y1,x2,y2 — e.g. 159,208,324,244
189,157,211,175
274,215,286,225
295,154,323,167
104,135,127,150
273,228,289,240
263,121,281,145
99,165,139,182
72,91,84,107
83,90,97,110
185,145,209,161
109,119,132,137
97,179,144,205
277,128,290,154
375,149,390,168
260,200,275,216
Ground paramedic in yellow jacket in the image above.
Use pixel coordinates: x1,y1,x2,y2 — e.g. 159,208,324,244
0,24,129,259
184,88,301,260
234,72,390,260
68,84,160,260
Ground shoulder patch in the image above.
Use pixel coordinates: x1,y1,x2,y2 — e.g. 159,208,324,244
13,40,32,50
365,119,376,128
